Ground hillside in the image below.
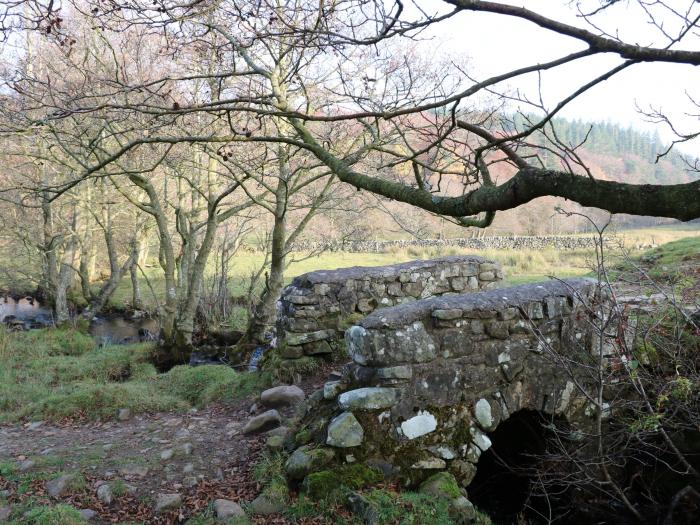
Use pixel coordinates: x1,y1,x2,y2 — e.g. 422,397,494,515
338,118,700,238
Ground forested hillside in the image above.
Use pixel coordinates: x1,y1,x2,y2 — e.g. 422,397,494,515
368,117,698,237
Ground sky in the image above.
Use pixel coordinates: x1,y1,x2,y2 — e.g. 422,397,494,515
413,0,700,153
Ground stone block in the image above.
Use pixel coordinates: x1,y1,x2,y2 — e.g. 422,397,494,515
386,282,403,296
304,340,333,355
432,308,463,320
338,387,399,410
279,344,304,359
287,329,335,346
326,412,364,447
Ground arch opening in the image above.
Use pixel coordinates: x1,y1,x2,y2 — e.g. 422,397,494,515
468,409,570,524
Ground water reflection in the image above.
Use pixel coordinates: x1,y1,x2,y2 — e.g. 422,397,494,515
0,295,160,345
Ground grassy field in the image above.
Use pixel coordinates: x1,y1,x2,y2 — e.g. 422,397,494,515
106,226,700,326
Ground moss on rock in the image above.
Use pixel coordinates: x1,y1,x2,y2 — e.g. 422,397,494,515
419,471,461,499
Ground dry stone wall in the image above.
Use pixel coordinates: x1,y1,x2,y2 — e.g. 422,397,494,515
286,235,604,253
276,256,503,360
287,278,601,489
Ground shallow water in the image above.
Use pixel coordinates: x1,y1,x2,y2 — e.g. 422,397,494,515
0,295,159,344
90,316,160,346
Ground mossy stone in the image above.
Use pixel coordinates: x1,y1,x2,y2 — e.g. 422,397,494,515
419,471,461,499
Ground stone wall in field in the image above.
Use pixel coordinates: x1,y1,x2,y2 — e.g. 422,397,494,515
285,278,601,490
275,256,503,361
286,235,603,253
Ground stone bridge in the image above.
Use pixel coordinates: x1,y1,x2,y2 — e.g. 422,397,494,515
276,256,503,361
286,278,603,492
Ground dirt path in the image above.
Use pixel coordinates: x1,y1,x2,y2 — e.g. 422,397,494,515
0,372,335,524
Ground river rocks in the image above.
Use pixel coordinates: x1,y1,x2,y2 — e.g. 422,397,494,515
326,412,364,447
154,493,181,513
160,448,174,461
117,408,131,421
338,388,399,410
285,445,336,480
401,411,437,440
213,499,245,519
261,385,305,408
242,409,281,434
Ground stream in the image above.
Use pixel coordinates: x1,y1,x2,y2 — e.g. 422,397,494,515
0,296,158,345
1,296,267,368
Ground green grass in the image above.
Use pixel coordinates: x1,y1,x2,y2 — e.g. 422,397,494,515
0,327,269,423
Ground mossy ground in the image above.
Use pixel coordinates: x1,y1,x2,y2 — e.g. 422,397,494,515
0,326,270,423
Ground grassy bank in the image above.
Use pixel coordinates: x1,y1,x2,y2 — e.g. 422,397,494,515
0,327,267,423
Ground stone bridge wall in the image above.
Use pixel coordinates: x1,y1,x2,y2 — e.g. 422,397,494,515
287,278,600,489
276,256,503,361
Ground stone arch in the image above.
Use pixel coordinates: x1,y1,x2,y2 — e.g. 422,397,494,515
286,278,604,507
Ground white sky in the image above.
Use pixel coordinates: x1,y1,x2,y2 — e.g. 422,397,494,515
415,0,700,153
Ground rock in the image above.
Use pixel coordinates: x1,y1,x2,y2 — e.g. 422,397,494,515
0,506,11,522
242,409,281,434
79,509,98,521
183,476,198,488
375,365,412,380
324,381,345,400
153,493,181,514
118,465,149,478
286,329,335,346
279,344,304,359
471,428,492,452
182,463,194,474
260,385,305,408
250,494,284,515
338,388,399,410
26,421,43,431
160,448,174,461
433,309,463,320
452,460,478,486
117,408,131,421
45,473,79,498
419,472,461,499
485,321,509,339
96,483,113,504
266,426,289,437
266,435,285,451
450,495,477,523
400,411,437,439
285,445,336,480
346,492,379,525
180,442,193,455
411,457,446,469
304,340,333,355
474,399,495,431
18,459,35,472
213,499,245,519
326,412,364,448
